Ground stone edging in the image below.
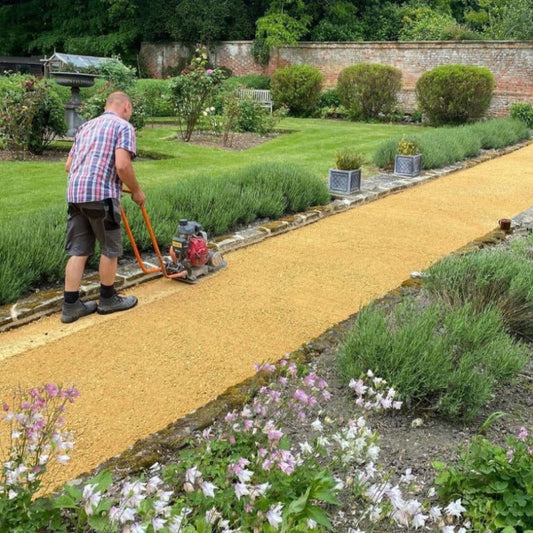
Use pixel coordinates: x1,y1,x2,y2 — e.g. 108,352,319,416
1,140,531,333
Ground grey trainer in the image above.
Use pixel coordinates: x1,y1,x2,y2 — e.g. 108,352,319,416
97,293,138,315
61,300,97,324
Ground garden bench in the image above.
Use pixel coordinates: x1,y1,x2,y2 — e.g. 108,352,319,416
237,88,273,113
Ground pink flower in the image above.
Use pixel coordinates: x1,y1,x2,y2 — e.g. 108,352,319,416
206,69,213,75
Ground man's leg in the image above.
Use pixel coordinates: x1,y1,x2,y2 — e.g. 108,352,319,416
65,255,89,292
97,253,138,315
61,255,97,323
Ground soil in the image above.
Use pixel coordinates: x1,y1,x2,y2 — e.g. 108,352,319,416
1,138,533,529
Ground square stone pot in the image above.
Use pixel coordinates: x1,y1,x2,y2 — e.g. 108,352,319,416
394,154,422,177
328,168,361,195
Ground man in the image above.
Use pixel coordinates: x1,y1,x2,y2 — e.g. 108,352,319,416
61,91,146,324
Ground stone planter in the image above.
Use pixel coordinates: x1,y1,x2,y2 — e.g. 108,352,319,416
328,168,361,195
394,154,422,177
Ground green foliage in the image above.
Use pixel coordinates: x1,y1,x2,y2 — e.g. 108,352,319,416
336,63,402,122
0,161,328,304
469,118,530,149
373,118,529,169
223,75,271,91
510,102,533,129
336,299,528,420
399,5,459,40
423,242,533,340
416,64,495,126
434,428,533,532
396,136,420,155
0,74,66,156
168,46,226,141
333,148,365,170
135,78,173,117
317,88,347,119
0,206,66,303
270,64,323,117
79,58,147,130
167,0,256,43
234,97,278,135
310,0,364,41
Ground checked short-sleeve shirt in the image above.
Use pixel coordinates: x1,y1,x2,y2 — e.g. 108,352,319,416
67,111,136,203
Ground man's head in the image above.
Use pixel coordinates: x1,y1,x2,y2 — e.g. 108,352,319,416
105,91,132,122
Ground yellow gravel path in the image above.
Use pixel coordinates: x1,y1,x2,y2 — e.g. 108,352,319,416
1,143,533,488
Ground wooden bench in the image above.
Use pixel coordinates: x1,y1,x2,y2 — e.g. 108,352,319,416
237,88,273,113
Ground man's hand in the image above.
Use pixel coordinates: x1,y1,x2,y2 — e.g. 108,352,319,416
131,189,146,208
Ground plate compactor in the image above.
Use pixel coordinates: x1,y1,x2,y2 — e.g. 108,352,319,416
120,193,226,284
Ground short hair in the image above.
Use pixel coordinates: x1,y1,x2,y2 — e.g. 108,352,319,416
105,91,131,109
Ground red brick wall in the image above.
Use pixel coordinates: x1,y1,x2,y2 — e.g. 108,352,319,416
139,40,533,116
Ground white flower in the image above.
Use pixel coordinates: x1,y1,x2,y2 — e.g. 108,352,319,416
200,481,216,498
185,466,201,484
234,482,250,500
265,503,283,530
82,483,102,515
8,489,17,500
299,441,313,455
152,517,166,531
400,468,416,484
445,498,466,518
311,418,323,432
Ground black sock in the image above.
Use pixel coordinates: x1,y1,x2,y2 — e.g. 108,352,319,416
100,283,116,299
64,291,79,304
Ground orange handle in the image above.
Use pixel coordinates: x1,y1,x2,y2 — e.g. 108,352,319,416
121,189,187,279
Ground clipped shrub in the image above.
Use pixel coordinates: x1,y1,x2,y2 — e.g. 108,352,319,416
336,299,528,420
510,102,533,129
416,64,494,125
337,63,402,121
270,64,323,117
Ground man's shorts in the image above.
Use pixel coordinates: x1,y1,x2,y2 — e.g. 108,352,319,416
65,198,123,258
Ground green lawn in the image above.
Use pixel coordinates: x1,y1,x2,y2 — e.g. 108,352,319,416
0,118,425,224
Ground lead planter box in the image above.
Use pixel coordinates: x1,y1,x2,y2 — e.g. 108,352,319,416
394,154,422,177
328,168,361,194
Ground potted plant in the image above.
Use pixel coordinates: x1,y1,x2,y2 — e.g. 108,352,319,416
328,148,365,194
394,137,422,177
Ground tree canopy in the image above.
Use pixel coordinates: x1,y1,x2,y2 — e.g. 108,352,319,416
0,0,531,64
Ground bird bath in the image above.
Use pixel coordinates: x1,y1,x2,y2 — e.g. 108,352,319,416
51,72,97,136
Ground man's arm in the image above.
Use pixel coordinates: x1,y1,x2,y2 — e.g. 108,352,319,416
115,148,146,207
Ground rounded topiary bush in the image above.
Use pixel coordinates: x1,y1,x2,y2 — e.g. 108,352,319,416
337,63,402,121
416,64,494,126
270,64,323,117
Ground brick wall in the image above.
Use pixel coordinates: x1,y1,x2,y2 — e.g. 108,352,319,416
139,40,533,116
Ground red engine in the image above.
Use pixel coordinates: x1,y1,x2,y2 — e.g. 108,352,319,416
165,219,225,282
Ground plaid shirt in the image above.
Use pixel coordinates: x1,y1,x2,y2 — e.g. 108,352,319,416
67,111,136,203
